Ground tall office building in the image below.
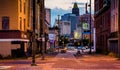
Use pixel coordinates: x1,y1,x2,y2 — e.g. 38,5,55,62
72,2,79,16
61,2,80,37
61,13,79,37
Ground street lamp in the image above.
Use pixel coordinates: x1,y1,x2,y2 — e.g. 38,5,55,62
57,15,60,50
31,0,37,66
89,0,92,54
36,0,45,60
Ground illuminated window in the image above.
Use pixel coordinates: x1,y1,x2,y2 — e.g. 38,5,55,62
2,16,9,30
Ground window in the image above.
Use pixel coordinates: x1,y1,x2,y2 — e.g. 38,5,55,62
95,0,99,12
111,0,115,9
64,22,69,25
20,17,22,30
115,0,118,9
28,21,29,27
2,16,9,30
20,0,22,12
24,2,26,14
24,19,26,30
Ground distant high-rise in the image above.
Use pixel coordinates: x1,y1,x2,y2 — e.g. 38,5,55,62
72,2,79,16
61,13,79,37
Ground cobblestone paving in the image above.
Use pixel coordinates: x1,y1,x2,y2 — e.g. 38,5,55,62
0,50,120,70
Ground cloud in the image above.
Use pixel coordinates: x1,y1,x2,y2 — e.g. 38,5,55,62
45,0,94,10
45,0,73,10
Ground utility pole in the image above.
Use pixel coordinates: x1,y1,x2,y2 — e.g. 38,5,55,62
40,0,45,60
118,0,120,58
31,0,36,66
89,0,92,54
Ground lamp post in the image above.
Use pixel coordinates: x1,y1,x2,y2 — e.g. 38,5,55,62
37,0,45,60
58,15,60,51
89,0,92,54
31,0,36,66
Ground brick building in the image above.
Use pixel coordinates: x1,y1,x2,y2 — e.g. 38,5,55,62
94,0,111,53
108,0,119,55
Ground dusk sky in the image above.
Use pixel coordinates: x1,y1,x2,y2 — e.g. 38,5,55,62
45,0,94,27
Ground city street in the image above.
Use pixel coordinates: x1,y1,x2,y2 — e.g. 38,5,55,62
0,0,120,70
0,49,120,70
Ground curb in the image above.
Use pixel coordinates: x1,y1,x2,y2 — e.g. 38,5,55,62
0,66,12,70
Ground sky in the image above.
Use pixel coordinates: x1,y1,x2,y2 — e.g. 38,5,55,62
45,0,94,27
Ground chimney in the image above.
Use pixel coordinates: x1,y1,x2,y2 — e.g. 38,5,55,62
86,3,88,14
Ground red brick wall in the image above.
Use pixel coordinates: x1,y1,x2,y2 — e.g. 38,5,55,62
94,0,111,53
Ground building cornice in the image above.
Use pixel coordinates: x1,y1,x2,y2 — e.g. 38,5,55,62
94,2,110,17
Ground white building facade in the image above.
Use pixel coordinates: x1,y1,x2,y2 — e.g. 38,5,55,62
60,21,71,36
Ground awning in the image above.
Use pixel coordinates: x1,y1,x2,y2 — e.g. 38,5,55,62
0,39,29,42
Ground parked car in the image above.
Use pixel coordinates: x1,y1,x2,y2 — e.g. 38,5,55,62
67,46,75,50
68,43,74,46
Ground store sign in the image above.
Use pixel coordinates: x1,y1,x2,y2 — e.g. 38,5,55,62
82,23,89,30
49,34,55,40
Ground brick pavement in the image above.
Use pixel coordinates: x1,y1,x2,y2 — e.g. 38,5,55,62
0,50,120,70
